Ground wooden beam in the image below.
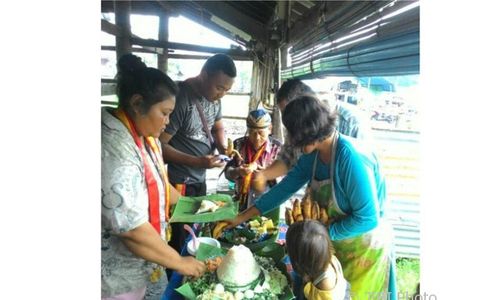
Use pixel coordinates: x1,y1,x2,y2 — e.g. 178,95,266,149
101,19,162,55
101,19,119,36
291,2,310,16
162,1,249,46
167,53,252,61
104,0,249,47
155,1,182,18
101,45,164,55
102,19,252,59
114,0,132,60
130,37,251,58
195,1,267,42
158,13,169,73
101,78,116,84
102,0,164,16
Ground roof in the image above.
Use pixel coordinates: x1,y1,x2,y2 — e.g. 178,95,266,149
101,1,321,47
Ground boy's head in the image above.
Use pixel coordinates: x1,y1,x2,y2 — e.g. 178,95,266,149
246,109,272,150
286,220,333,280
276,79,315,112
282,95,336,150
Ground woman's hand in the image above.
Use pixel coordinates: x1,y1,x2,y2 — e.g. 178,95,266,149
251,170,267,193
223,214,248,230
224,206,261,230
177,256,206,278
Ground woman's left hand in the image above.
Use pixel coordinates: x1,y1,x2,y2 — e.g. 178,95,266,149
224,206,261,229
223,214,247,230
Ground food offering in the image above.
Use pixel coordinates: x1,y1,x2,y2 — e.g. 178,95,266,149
177,244,292,300
216,216,278,251
170,194,239,223
195,199,226,214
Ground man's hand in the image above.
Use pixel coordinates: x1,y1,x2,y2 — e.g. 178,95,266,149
239,162,265,177
198,155,226,169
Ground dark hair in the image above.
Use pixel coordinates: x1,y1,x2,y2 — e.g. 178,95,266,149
282,95,336,147
286,220,333,280
201,53,237,78
276,79,315,105
116,53,179,115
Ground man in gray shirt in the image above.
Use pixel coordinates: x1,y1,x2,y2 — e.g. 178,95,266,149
159,53,236,255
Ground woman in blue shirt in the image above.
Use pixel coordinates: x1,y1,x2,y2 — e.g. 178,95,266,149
225,95,397,300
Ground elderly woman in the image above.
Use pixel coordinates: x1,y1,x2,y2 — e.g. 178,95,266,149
224,109,282,210
101,54,205,299
224,95,396,300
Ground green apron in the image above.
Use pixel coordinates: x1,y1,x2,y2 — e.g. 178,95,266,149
309,132,393,300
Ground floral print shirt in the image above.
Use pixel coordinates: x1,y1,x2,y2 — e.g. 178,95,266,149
101,108,167,297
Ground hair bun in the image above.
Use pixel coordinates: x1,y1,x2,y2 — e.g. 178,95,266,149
117,53,147,75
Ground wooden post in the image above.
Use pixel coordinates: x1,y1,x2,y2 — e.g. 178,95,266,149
114,0,132,61
250,55,261,110
158,13,169,73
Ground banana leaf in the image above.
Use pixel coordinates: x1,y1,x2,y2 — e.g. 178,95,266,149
195,242,227,261
170,194,238,223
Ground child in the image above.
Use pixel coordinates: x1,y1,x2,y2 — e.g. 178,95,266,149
286,220,351,300
224,109,282,210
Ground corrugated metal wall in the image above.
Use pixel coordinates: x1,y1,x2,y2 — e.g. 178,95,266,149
374,129,420,258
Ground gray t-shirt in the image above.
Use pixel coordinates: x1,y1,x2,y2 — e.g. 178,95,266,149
165,81,222,184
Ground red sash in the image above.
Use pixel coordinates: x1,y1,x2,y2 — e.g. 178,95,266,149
114,108,170,234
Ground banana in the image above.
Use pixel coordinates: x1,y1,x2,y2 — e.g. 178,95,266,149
226,138,234,157
225,137,243,160
302,198,312,220
285,207,294,226
295,213,304,222
319,207,329,224
292,199,302,220
311,201,320,220
212,221,229,239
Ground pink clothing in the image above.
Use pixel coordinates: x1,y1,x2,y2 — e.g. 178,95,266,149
101,286,146,300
